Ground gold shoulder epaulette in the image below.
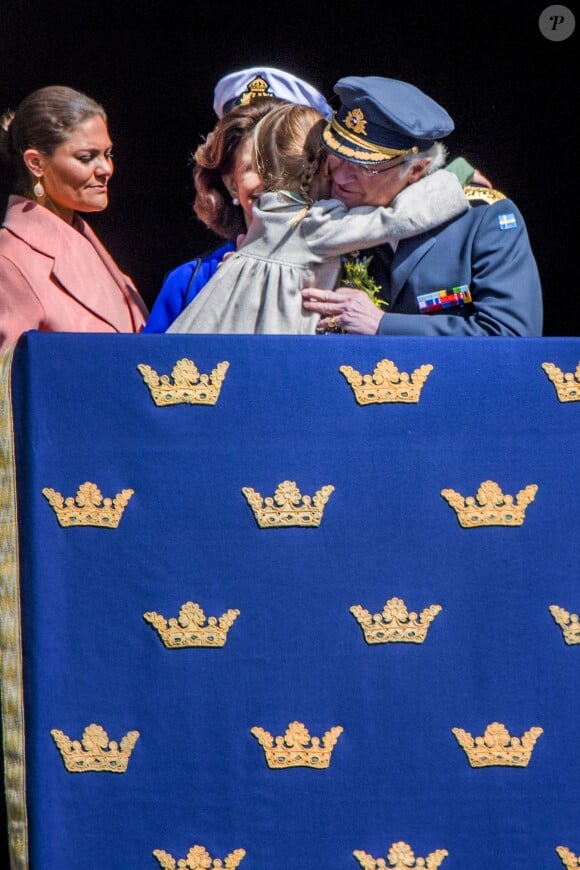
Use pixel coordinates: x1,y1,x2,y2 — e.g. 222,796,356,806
464,185,506,204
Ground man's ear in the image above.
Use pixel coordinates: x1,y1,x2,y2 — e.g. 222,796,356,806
407,158,431,184
22,148,46,178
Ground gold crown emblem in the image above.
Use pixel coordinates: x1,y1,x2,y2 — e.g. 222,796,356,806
344,108,367,135
452,721,543,767
542,361,580,402
242,480,334,528
353,840,448,869
441,479,538,528
144,600,240,648
251,720,343,769
340,359,433,404
556,846,580,868
137,358,229,406
153,844,246,869
50,724,139,773
239,74,273,105
42,481,134,528
350,597,442,644
549,604,580,645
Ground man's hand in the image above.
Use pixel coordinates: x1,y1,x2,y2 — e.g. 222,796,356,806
301,286,385,335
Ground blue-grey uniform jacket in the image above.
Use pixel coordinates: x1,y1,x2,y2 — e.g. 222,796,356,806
367,191,543,336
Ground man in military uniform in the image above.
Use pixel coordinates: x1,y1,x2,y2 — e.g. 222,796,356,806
302,76,543,336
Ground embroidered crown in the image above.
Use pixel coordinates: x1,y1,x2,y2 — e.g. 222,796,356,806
350,597,442,644
137,358,229,406
441,480,538,527
239,75,271,104
339,358,433,404
42,481,134,528
144,601,240,648
50,724,139,773
556,846,580,868
251,720,343,769
542,361,580,402
242,480,334,528
153,844,246,869
353,840,448,869
549,604,580,645
452,721,543,767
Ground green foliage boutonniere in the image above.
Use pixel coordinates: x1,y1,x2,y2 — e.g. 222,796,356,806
339,253,388,308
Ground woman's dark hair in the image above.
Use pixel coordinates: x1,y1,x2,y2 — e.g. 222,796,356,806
0,85,107,197
192,96,283,240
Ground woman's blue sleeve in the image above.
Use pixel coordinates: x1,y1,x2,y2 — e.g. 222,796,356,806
143,262,199,333
143,242,235,333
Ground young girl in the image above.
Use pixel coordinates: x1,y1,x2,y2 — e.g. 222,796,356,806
167,102,469,335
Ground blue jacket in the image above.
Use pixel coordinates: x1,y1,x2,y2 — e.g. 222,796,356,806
371,195,543,336
143,241,235,333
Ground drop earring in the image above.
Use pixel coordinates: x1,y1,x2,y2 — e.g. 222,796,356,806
232,195,240,206
33,179,45,198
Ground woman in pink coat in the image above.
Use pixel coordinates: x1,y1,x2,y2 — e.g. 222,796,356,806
0,85,148,354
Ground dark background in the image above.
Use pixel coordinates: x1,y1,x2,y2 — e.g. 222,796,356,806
1,1,577,336
0,0,577,861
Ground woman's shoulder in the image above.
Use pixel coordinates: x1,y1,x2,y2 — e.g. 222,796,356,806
144,240,236,333
167,241,235,284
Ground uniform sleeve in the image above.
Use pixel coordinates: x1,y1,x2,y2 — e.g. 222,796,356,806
376,200,543,337
307,170,469,257
446,157,475,186
0,256,45,354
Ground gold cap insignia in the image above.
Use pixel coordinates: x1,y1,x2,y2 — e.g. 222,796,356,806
350,597,442,644
354,840,448,869
153,844,246,869
242,480,334,528
441,480,538,527
556,846,580,868
340,359,433,404
42,481,134,528
549,605,580,645
251,720,343,769
344,108,367,135
542,361,580,402
50,724,139,773
239,74,273,105
452,721,543,767
137,358,229,406
144,601,240,648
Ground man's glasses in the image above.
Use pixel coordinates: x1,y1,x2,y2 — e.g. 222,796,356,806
326,153,405,179
356,160,406,178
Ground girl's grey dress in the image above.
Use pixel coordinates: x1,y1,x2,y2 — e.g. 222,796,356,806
167,170,468,335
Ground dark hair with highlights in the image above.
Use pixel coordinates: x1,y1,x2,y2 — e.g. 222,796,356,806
0,85,107,197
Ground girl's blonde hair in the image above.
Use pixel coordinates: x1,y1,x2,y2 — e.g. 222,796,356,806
252,102,326,203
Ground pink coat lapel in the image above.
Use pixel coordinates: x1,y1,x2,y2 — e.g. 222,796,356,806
3,197,147,330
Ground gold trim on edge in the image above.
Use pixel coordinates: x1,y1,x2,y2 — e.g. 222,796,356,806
0,346,28,869
324,118,417,163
